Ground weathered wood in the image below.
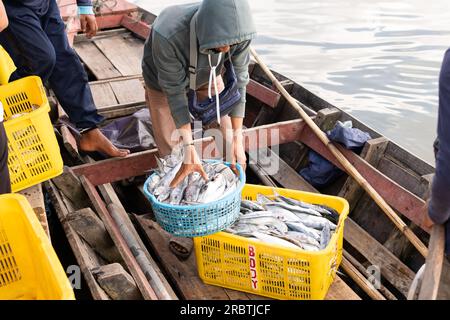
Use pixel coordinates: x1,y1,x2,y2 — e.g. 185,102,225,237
341,257,386,300
66,208,122,264
90,82,118,108
52,166,90,210
44,181,110,300
19,184,50,240
94,35,143,76
418,224,445,300
437,258,450,299
324,276,361,300
74,28,131,43
121,15,151,40
384,142,434,177
343,251,397,300
99,104,145,119
344,218,415,297
74,41,121,79
300,125,430,232
135,215,264,300
92,263,143,300
338,137,389,209
80,176,158,300
60,125,82,162
246,79,281,108
109,78,145,105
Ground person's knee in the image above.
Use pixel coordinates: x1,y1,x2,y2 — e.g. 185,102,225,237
34,45,56,77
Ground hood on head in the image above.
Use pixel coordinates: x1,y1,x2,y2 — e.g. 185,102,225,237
196,0,257,54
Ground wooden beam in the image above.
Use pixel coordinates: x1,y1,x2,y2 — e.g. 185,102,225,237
299,125,430,232
418,224,445,300
79,176,159,300
72,119,308,185
45,181,110,300
121,15,151,40
338,137,389,209
247,79,281,108
19,184,51,240
344,218,415,297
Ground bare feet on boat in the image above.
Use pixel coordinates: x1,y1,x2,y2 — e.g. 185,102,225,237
79,128,130,158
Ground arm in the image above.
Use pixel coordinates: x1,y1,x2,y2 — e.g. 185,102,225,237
77,0,97,38
429,49,450,225
0,1,8,32
229,40,252,121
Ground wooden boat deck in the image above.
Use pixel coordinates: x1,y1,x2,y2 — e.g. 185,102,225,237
42,0,449,300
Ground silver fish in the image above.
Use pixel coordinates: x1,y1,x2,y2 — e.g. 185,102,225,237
146,173,161,193
256,193,274,205
278,195,337,218
152,161,182,199
197,173,226,203
285,222,321,242
239,216,288,235
184,172,203,202
262,205,304,222
264,202,322,217
241,200,265,211
293,212,336,230
251,231,301,250
320,223,331,250
285,231,321,247
169,175,189,205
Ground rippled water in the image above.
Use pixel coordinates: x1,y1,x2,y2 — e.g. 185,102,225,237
134,0,450,164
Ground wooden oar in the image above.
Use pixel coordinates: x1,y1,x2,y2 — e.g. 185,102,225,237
250,47,428,258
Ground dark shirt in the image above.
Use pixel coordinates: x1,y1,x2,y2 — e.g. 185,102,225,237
429,48,450,254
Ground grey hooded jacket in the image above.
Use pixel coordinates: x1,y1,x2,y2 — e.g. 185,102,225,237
142,0,257,128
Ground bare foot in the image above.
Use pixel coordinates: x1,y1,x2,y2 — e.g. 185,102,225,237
79,128,130,158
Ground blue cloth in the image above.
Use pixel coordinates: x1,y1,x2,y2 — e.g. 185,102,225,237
300,150,343,188
0,0,103,130
429,48,450,254
327,121,372,152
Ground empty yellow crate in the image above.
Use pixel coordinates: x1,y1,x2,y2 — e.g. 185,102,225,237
1,76,63,192
194,184,349,300
0,194,74,300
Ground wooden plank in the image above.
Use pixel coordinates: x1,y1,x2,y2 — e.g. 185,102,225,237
45,181,110,300
90,83,118,108
325,276,361,300
418,224,445,300
437,258,450,299
121,15,151,40
135,215,236,300
299,125,430,232
384,142,434,177
19,184,50,240
96,14,127,30
98,183,178,300
341,257,386,300
80,176,158,300
74,41,121,79
344,218,415,297
92,263,142,300
94,35,143,77
338,137,389,209
60,125,82,162
109,78,145,105
71,119,308,185
99,105,145,119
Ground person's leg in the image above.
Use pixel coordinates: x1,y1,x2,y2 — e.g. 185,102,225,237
42,0,128,157
145,86,179,157
0,122,11,194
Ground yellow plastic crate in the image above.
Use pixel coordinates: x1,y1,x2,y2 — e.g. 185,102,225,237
194,184,349,300
0,194,74,300
1,76,63,192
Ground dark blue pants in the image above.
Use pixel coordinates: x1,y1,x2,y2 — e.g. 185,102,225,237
0,0,104,131
0,122,11,194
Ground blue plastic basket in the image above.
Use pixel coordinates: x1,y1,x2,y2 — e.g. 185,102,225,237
143,160,246,237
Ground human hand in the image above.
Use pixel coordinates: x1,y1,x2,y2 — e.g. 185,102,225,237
80,14,98,38
170,145,208,188
230,133,247,176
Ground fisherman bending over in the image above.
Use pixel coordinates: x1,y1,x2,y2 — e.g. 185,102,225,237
0,0,129,158
142,0,257,186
